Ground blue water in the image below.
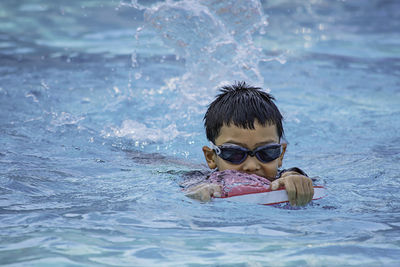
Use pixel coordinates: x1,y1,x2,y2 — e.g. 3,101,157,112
1,0,400,266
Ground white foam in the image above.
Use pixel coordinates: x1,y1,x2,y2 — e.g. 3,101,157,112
106,120,180,143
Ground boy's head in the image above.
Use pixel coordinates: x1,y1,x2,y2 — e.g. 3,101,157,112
204,81,284,143
202,81,286,180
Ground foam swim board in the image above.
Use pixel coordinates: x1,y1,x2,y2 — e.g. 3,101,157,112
216,185,326,205
208,169,326,205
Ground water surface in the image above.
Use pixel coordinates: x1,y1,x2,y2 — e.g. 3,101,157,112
1,0,400,266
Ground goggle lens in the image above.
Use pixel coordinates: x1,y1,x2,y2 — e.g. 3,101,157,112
255,144,281,163
212,143,282,164
219,147,247,164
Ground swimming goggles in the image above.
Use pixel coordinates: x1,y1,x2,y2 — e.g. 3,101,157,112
210,142,282,165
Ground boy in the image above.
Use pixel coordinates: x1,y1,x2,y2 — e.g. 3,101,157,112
185,81,314,206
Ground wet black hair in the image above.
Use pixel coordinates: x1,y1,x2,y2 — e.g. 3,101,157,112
204,81,284,143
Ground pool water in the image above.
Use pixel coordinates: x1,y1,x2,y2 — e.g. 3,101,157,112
1,0,400,266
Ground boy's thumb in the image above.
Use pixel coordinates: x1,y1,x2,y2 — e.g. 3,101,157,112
211,184,222,198
270,178,284,191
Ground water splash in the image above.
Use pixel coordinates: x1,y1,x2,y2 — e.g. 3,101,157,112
103,119,180,143
131,0,271,97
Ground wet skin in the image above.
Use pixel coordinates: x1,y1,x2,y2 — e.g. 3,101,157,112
186,121,314,206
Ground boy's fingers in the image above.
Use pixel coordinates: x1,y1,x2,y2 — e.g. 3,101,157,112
273,175,316,206
212,184,222,198
187,183,204,192
210,184,222,198
270,177,285,190
271,178,297,206
294,178,305,206
185,184,208,201
293,176,314,206
199,185,212,201
185,184,221,202
212,191,221,198
307,179,314,204
297,177,313,206
284,178,297,206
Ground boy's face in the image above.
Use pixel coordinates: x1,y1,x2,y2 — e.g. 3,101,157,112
202,121,286,181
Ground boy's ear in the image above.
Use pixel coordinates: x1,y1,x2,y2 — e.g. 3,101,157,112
278,143,287,168
202,146,217,169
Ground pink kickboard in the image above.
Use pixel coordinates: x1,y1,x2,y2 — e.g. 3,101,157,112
208,169,326,205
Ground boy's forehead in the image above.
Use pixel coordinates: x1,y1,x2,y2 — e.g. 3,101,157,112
216,121,279,146
222,120,277,131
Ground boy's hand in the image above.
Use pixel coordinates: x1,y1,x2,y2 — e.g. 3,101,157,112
270,171,314,206
185,183,222,202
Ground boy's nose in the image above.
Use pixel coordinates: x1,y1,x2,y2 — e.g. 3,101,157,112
241,156,260,173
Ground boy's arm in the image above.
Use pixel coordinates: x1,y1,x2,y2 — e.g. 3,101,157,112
270,170,314,206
